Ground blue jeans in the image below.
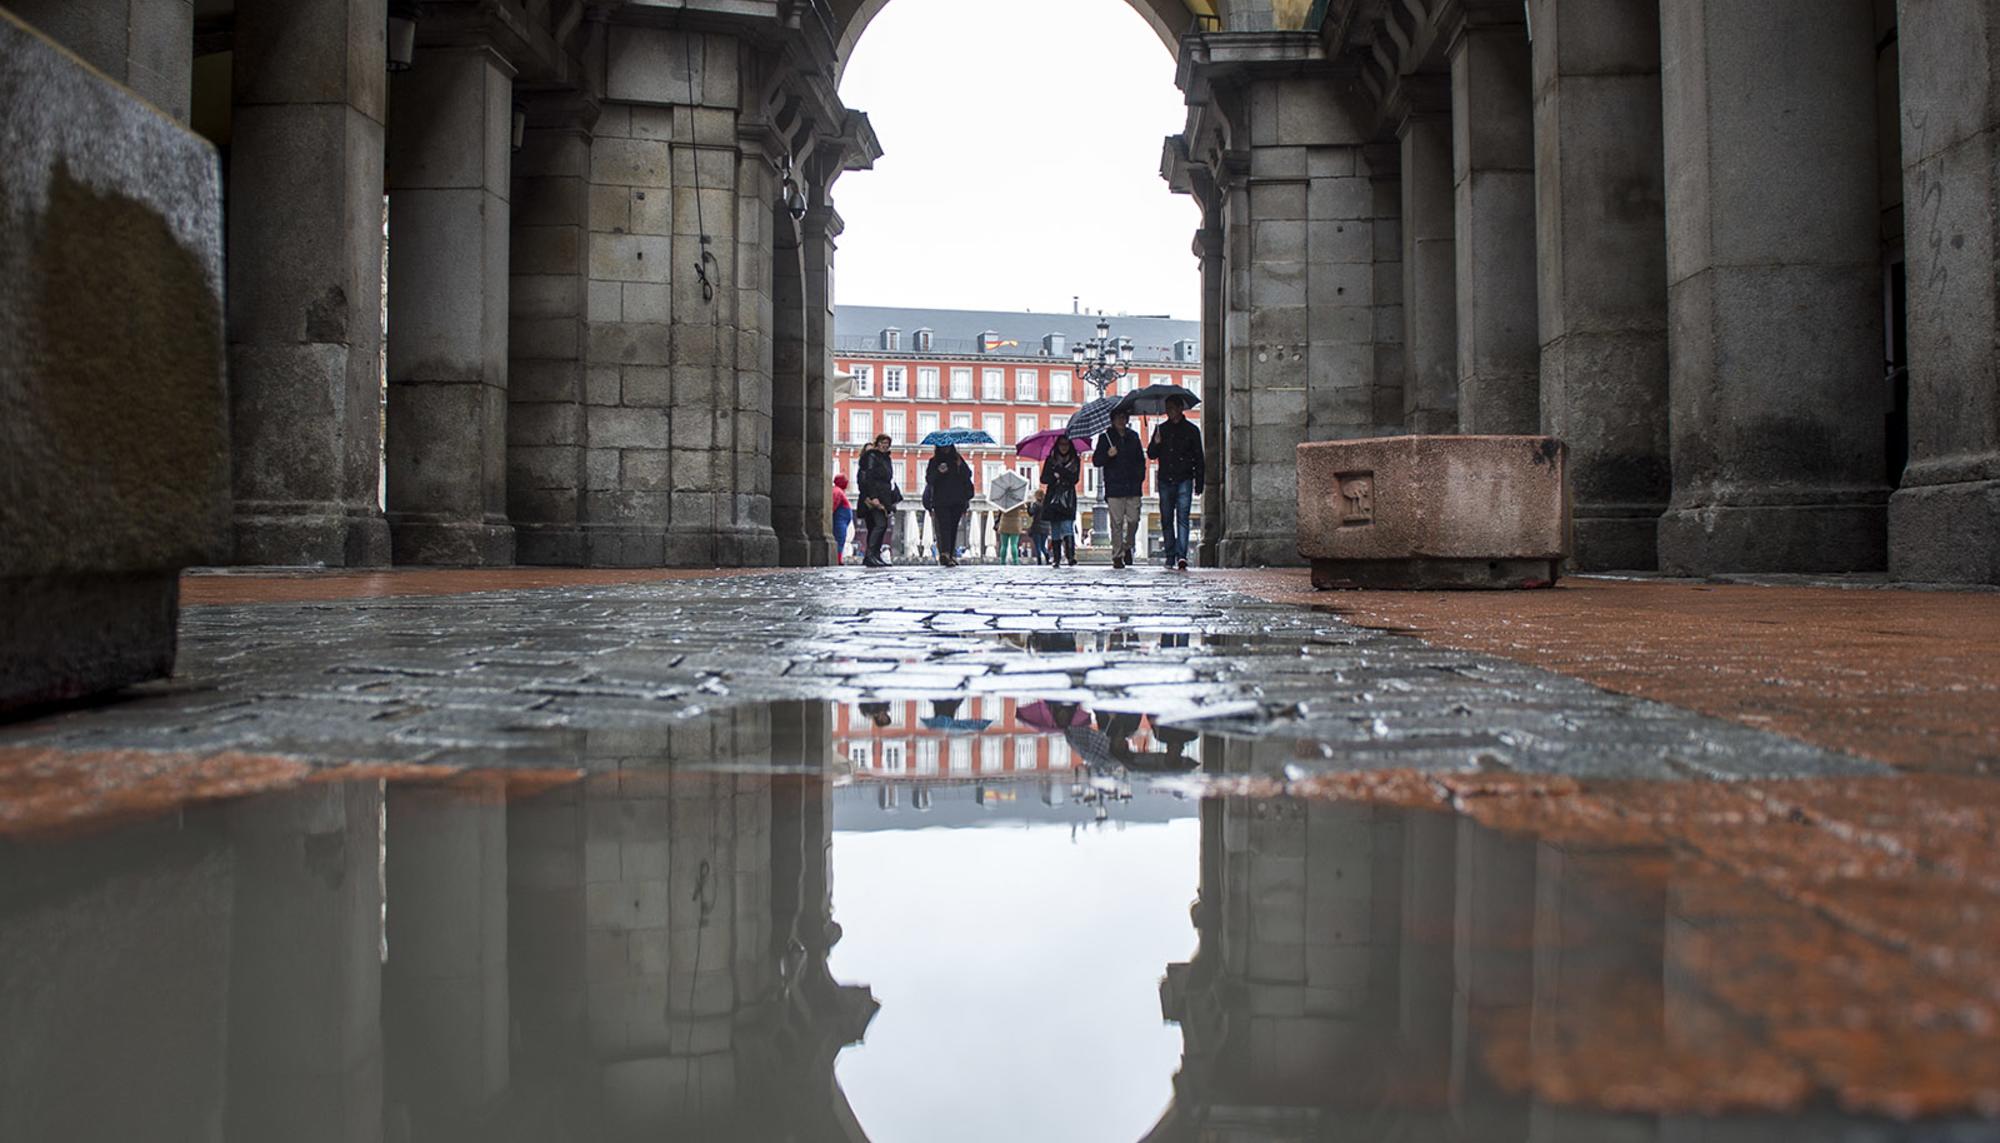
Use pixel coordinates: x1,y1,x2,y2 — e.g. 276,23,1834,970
1159,478,1195,564
832,507,853,561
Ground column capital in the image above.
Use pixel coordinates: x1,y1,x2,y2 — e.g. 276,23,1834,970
1387,74,1451,138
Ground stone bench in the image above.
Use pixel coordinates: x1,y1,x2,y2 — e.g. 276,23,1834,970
1,13,229,710
1296,436,1569,590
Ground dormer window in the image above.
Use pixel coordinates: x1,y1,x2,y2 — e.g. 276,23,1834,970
914,328,934,352
881,327,900,351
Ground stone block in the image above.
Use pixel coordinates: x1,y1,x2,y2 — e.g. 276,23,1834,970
1296,436,1569,589
1,12,227,709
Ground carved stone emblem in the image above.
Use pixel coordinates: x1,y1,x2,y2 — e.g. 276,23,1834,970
1337,471,1374,525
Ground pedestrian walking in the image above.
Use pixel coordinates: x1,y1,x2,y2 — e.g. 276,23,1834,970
1146,396,1203,570
855,433,899,568
925,442,974,567
1028,490,1050,565
997,498,1027,564
832,474,854,564
1093,409,1145,569
1040,435,1082,568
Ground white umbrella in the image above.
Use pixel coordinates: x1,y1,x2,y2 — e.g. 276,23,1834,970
988,469,1031,511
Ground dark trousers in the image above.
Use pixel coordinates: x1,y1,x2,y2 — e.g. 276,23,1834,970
933,502,968,559
860,506,890,562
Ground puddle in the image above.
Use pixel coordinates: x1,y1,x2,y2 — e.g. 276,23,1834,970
3,700,1999,1140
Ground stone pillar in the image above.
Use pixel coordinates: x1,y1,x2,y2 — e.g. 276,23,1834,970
1364,142,1407,433
384,47,517,566
1195,218,1227,567
1531,0,1671,571
383,784,509,1137
1399,810,1456,1080
508,96,597,566
1890,0,2000,583
6,0,192,121
800,203,843,567
771,203,812,565
227,0,391,567
1450,821,1535,1133
226,783,384,1143
1399,105,1459,434
1451,10,1540,434
1657,0,1886,573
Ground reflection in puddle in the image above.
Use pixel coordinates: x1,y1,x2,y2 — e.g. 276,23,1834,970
0,701,1994,1141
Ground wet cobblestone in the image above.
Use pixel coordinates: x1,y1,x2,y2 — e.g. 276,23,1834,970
1,566,1885,781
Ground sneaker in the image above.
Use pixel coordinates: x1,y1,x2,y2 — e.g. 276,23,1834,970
1176,558,1189,571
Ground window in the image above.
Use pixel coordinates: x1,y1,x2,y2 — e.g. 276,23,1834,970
884,411,906,442
1017,464,1037,482
1084,467,1100,496
1016,414,1038,442
950,412,972,429
886,702,906,728
1050,370,1073,403
881,328,900,351
980,738,1003,773
881,742,906,771
915,329,933,352
849,410,872,442
982,369,1005,400
847,742,871,768
917,367,940,399
883,366,907,397
950,739,973,774
1151,374,1172,390
918,411,940,438
851,365,874,396
983,414,1004,443
1016,370,1039,402
950,368,973,399
1014,736,1037,771
916,738,939,774
983,462,1002,488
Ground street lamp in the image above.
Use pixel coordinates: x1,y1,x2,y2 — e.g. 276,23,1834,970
1072,319,1135,547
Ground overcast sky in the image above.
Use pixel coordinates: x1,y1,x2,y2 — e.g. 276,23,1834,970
834,0,1203,320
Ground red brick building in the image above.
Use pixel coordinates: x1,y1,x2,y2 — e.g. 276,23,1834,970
832,305,1203,561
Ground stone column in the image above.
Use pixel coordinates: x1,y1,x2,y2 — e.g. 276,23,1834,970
1531,0,1670,571
508,96,597,566
384,47,517,566
800,202,843,567
1195,218,1227,567
383,784,508,1137
226,783,384,1143
1399,810,1456,1081
1450,821,1535,1132
1657,0,1886,572
771,203,812,565
1364,142,1407,433
227,0,391,566
1890,0,2000,583
1399,104,1459,434
1451,10,1540,434
6,0,192,121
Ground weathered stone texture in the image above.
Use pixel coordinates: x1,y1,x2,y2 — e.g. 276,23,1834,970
0,11,227,709
1453,17,1540,436
5,0,193,121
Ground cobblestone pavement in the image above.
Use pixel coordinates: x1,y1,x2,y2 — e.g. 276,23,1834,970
1,566,1883,781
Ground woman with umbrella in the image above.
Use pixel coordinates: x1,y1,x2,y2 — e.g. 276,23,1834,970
924,442,974,567
1039,435,1082,567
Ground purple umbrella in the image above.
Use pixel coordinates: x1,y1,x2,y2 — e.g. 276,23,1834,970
1014,427,1095,462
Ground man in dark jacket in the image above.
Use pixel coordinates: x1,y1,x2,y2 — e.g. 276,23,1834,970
1146,396,1204,570
855,433,898,567
1093,410,1146,569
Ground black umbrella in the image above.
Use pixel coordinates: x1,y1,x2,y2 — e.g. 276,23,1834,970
1115,383,1201,417
1062,395,1125,441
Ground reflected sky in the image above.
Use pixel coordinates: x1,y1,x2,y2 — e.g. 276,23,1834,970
830,819,1198,1143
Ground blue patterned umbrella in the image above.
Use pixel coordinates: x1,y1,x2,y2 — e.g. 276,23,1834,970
920,427,995,447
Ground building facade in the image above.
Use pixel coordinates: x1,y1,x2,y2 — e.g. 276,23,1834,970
832,306,1204,561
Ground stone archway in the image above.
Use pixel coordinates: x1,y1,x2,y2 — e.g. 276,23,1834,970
829,0,1201,76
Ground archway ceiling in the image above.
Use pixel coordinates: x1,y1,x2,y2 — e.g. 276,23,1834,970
830,0,1211,72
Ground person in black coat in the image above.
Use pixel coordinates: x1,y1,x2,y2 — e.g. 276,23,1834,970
1039,436,1082,567
854,433,898,567
1146,396,1204,570
1094,409,1146,569
924,443,975,567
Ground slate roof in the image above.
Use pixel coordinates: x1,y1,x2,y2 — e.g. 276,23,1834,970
833,304,1199,363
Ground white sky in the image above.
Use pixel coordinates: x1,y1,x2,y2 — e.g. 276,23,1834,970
834,0,1203,320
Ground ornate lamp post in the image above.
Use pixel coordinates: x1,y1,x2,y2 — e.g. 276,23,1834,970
1070,319,1134,547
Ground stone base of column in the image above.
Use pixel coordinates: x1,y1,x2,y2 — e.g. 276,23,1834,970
234,506,391,568
1657,500,1886,575
1889,476,2000,585
514,525,586,567
1571,506,1665,573
720,526,781,569
388,517,516,567
1217,532,1302,568
1,572,178,710
1311,557,1559,591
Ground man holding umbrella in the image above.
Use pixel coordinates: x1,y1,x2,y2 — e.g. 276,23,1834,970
1147,396,1203,570
1093,409,1146,569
